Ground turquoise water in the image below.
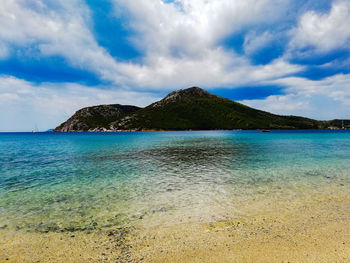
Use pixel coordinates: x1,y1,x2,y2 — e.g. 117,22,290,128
1,131,350,232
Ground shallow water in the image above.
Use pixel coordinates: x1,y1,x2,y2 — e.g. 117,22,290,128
1,130,350,233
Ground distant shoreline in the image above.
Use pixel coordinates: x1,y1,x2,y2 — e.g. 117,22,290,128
52,128,349,132
2,128,350,133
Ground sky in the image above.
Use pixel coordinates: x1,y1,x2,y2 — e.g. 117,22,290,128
0,0,350,131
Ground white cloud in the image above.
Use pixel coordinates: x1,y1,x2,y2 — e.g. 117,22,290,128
242,95,309,114
276,74,350,104
0,76,158,132
0,0,126,83
115,0,289,56
241,73,350,119
0,0,303,91
243,31,274,55
289,0,350,52
0,42,9,58
117,54,303,89
110,0,302,89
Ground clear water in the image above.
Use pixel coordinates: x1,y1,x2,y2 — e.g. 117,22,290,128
1,131,350,232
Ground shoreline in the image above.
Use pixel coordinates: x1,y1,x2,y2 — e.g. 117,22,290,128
2,185,350,262
52,128,349,132
2,129,350,133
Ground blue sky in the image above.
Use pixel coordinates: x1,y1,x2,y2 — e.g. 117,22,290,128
0,0,350,131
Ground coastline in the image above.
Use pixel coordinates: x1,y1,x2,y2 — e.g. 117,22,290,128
1,129,349,133
2,185,350,263
51,128,348,133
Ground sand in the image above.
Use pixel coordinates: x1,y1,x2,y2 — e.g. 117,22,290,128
1,186,350,263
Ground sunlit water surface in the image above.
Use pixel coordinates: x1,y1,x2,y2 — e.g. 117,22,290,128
1,131,350,232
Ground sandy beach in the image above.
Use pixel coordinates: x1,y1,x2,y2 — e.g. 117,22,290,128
2,184,350,263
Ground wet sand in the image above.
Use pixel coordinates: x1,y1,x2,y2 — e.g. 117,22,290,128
1,186,350,263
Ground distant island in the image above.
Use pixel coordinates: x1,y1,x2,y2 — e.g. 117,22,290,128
54,87,349,132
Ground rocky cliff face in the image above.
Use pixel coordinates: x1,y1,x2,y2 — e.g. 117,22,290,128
53,104,141,132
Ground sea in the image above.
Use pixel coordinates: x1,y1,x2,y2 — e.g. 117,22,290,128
1,130,350,233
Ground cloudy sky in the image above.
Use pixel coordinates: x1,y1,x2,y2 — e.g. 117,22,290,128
1,0,350,131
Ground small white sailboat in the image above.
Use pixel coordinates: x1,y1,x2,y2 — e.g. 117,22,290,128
32,124,39,133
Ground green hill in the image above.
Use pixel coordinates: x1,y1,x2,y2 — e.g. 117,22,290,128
110,87,321,130
54,87,346,131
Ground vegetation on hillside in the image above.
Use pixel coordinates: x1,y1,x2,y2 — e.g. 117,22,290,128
54,87,347,131
110,87,321,130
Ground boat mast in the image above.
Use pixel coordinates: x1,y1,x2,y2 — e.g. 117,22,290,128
32,124,39,133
